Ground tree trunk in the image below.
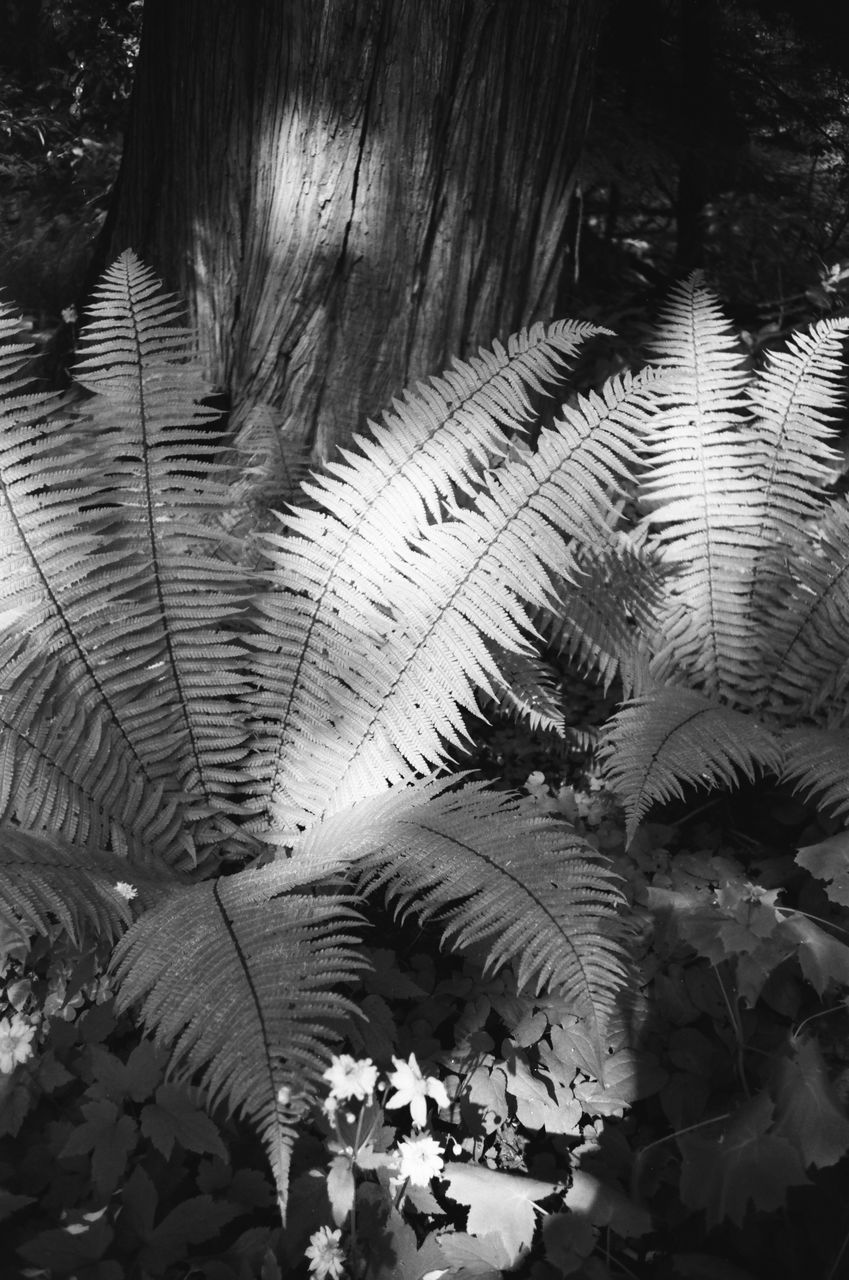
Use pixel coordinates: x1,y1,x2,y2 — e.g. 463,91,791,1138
100,0,602,460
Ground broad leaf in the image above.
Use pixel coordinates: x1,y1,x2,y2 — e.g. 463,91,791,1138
678,1092,810,1226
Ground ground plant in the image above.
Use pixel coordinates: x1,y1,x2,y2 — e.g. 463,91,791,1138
2,254,849,1279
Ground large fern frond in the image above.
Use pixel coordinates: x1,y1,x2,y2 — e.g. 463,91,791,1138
639,274,760,700
0,296,194,859
258,369,659,828
110,871,365,1217
764,498,849,719
744,317,849,691
68,251,253,860
779,725,849,819
246,321,603,831
290,775,627,1039
600,685,783,840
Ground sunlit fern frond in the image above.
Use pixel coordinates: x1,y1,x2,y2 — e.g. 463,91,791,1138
599,684,783,840
68,251,254,862
764,498,849,721
744,317,849,690
291,775,628,1051
257,368,660,828
0,293,198,861
245,321,603,832
110,872,365,1217
779,725,849,820
639,273,760,700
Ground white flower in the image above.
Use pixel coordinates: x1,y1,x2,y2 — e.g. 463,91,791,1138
322,1054,379,1104
305,1225,346,1279
396,1133,444,1187
114,881,137,901
385,1053,449,1128
61,305,78,326
0,1013,36,1074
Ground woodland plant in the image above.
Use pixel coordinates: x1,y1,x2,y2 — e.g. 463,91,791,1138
4,253,849,1274
0,250,637,1218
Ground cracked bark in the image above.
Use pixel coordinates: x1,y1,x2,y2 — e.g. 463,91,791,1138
101,0,602,460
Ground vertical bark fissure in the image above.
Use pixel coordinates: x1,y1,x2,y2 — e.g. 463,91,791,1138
404,3,477,378
304,4,389,453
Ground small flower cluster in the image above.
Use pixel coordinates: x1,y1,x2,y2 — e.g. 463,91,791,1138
304,1052,451,1277
321,1051,449,1187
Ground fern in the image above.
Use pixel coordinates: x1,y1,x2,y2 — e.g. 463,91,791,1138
597,276,849,831
639,273,759,700
248,318,605,832
0,255,635,1217
12,251,848,1219
600,686,784,840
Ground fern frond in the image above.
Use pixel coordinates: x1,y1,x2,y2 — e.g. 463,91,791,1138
780,725,849,819
291,776,627,1046
765,498,849,719
0,826,154,950
111,871,365,1218
0,294,207,859
247,321,602,830
261,369,659,826
600,685,783,840
746,317,848,536
640,273,760,699
68,251,254,859
744,317,849,678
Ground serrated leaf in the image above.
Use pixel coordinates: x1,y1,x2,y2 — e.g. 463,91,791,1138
771,1036,849,1168
678,1092,810,1227
140,1083,228,1160
541,1210,598,1271
142,1195,240,1271
467,1064,509,1127
36,1050,74,1093
503,1053,556,1129
796,831,849,906
60,1098,138,1198
441,1162,560,1265
436,1229,513,1278
544,1018,604,1080
782,914,849,994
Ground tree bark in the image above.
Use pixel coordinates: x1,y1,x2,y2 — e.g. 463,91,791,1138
101,0,602,459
